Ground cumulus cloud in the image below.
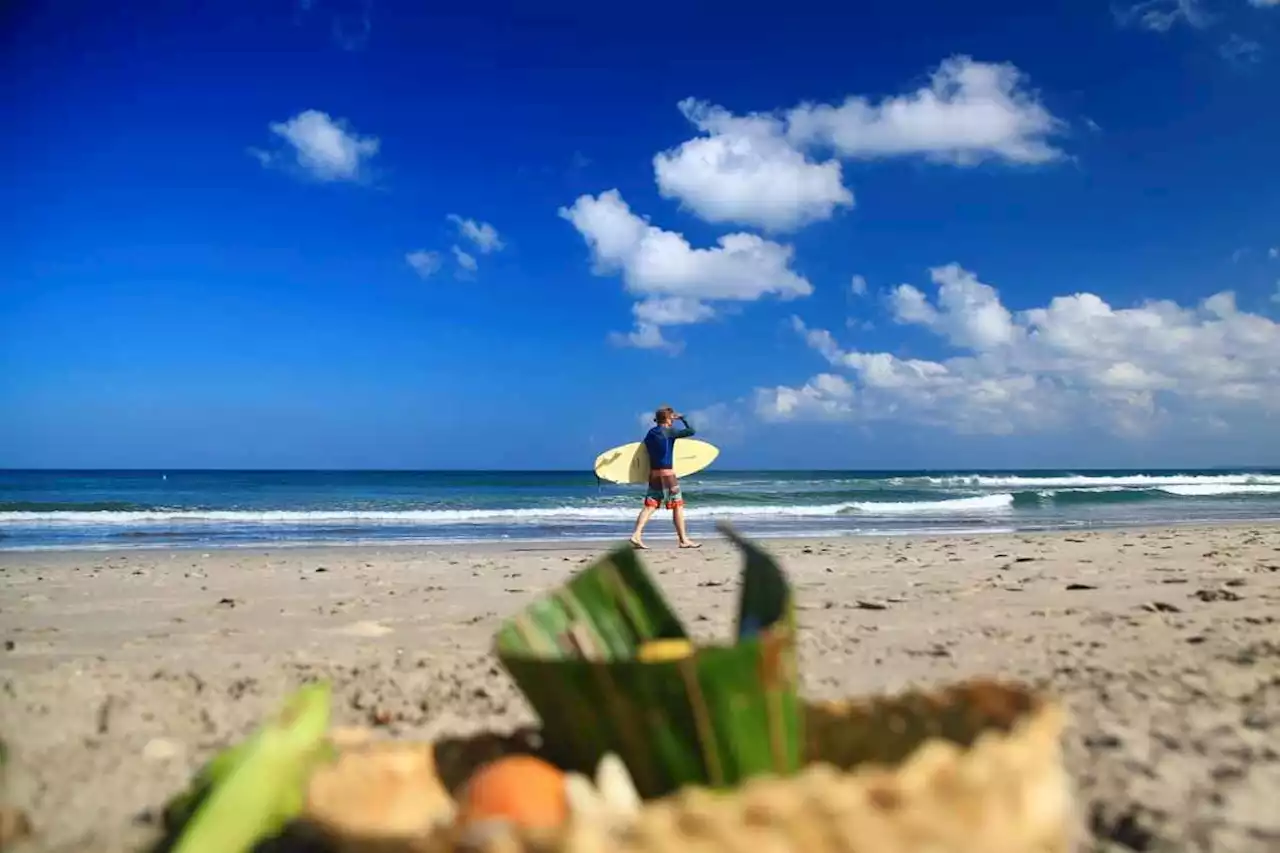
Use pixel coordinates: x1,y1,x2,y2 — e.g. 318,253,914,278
755,374,856,422
559,190,811,301
850,275,868,296
888,264,1018,350
654,100,853,232
559,189,812,350
784,57,1065,165
653,56,1064,231
252,110,379,182
405,250,441,279
447,215,504,254
757,264,1280,439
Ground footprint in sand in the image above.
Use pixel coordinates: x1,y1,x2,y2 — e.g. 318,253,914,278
336,620,394,638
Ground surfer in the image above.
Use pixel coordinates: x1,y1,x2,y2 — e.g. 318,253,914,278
629,406,701,550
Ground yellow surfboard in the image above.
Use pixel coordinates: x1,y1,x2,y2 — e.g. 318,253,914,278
593,438,720,485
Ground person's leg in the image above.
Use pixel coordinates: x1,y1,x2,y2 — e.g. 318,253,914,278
665,476,699,548
631,476,663,548
629,505,657,548
672,504,698,548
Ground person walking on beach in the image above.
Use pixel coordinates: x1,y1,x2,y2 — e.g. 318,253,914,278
629,406,701,550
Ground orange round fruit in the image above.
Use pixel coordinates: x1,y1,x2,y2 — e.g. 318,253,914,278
457,755,568,830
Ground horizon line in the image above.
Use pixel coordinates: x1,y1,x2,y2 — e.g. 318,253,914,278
2,465,1278,474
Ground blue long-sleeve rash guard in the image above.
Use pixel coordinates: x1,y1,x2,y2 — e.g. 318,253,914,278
643,417,695,470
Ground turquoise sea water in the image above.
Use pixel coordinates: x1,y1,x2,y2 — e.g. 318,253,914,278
2,469,1279,550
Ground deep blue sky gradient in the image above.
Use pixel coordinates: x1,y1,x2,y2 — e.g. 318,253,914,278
3,0,1279,469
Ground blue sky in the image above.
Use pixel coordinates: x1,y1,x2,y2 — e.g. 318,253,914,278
2,0,1279,470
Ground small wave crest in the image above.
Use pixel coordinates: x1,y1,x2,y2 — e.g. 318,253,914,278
0,493,1015,526
924,473,1280,488
1157,484,1280,497
1013,484,1280,506
844,494,1013,514
1014,487,1155,508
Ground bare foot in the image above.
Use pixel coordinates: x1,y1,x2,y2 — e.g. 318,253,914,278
629,539,649,550
678,541,702,549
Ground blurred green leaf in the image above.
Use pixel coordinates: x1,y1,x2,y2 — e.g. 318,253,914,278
495,525,801,797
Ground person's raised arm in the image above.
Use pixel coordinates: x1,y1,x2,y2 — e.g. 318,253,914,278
667,414,695,438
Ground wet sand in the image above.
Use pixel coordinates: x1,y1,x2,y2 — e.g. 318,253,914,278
2,524,1279,852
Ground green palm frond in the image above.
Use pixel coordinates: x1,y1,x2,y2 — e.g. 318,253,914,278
493,523,801,798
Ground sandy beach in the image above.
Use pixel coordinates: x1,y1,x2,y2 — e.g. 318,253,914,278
2,524,1279,852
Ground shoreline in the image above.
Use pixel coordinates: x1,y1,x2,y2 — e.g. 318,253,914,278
2,523,1279,851
3,514,1280,556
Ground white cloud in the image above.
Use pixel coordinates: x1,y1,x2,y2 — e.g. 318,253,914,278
632,296,716,326
888,264,1018,351
1249,0,1279,8
609,323,682,354
452,245,477,274
608,299,715,354
850,275,868,296
559,189,812,348
653,56,1063,232
1115,0,1210,31
1270,247,1279,259
447,215,504,254
254,110,379,182
610,324,677,352
784,57,1065,166
654,100,853,232
759,264,1280,438
1220,35,1262,64
405,250,441,279
409,218,499,280
755,373,856,422
559,190,811,302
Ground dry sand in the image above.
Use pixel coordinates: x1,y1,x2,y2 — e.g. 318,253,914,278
2,525,1279,852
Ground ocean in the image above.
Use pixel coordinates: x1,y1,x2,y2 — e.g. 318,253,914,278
2,468,1280,551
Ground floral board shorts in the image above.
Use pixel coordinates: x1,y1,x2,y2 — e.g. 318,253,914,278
643,468,683,509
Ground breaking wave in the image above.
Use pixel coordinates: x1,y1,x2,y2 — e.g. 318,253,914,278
0,493,1016,526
